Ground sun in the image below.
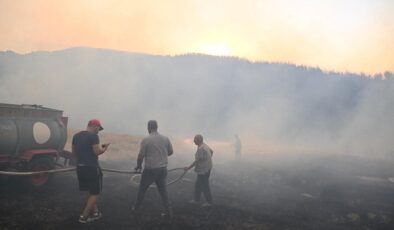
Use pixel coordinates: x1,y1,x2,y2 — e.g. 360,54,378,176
200,43,231,56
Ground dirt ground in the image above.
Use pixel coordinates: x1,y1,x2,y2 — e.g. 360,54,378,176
1,132,394,230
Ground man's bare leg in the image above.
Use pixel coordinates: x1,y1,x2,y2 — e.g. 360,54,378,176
81,194,98,218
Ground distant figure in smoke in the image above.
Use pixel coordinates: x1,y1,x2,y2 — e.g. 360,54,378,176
184,134,214,207
133,120,174,218
72,119,109,223
234,134,242,160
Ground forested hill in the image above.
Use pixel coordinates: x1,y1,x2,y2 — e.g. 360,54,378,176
1,47,393,155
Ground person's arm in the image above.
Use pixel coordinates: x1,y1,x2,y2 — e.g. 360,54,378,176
135,154,144,171
167,138,173,156
92,144,108,156
135,140,145,171
184,148,204,170
71,135,77,155
91,134,108,156
185,160,197,171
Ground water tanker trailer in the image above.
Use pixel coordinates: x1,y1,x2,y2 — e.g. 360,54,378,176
0,103,69,187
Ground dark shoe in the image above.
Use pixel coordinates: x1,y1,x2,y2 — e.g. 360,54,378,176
161,207,173,219
131,207,142,224
78,215,95,224
91,211,102,221
201,202,212,207
131,206,141,213
188,199,198,204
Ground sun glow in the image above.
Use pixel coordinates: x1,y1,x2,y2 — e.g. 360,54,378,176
0,1,392,73
200,43,231,56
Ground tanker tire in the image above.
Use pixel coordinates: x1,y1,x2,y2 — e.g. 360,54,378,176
27,157,55,188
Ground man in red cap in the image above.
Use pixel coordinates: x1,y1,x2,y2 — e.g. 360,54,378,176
72,118,109,223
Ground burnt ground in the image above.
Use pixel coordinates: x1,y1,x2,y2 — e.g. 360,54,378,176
0,154,394,230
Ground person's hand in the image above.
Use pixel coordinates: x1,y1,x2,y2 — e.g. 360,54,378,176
102,143,110,149
134,165,142,172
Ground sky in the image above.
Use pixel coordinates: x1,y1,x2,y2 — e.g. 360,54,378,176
0,0,393,74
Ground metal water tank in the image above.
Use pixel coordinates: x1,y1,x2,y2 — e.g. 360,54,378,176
0,103,67,157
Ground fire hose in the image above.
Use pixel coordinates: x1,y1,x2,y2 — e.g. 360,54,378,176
0,167,188,186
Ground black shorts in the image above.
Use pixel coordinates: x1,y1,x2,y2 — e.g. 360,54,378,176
77,166,103,195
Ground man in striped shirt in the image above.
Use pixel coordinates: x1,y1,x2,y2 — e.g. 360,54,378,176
185,134,213,207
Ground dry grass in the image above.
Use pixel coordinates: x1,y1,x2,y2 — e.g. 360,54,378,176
64,129,142,162
64,130,197,165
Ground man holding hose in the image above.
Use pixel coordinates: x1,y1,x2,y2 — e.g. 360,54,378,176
133,120,174,218
184,134,214,207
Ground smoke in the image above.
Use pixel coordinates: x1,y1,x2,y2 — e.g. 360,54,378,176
2,48,394,230
0,47,393,158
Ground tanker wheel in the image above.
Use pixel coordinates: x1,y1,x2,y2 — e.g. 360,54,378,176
28,157,55,187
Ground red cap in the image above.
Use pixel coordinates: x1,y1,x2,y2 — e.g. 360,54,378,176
88,119,104,130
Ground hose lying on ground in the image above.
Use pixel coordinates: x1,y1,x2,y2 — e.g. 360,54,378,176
130,167,188,187
0,167,187,186
101,168,142,174
0,167,77,176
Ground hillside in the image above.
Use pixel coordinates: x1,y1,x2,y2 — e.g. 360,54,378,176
1,47,393,156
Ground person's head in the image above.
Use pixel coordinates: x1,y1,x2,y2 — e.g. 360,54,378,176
87,119,104,134
147,120,158,134
194,134,203,146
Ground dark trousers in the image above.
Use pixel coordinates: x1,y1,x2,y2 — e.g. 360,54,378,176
135,167,171,213
194,170,212,204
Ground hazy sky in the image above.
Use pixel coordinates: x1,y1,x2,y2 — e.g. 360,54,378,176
0,0,393,74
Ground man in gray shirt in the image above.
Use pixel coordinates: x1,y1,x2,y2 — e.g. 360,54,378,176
134,120,173,217
185,134,213,207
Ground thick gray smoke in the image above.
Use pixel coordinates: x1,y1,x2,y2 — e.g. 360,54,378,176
0,47,393,157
